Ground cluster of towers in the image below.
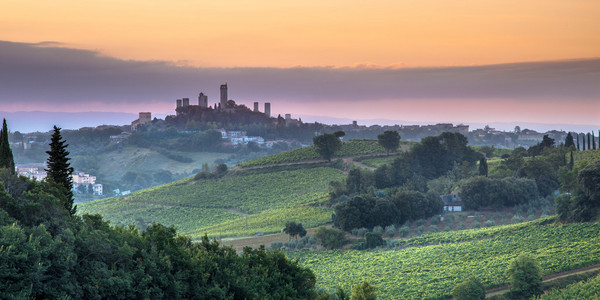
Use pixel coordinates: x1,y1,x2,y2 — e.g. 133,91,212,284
175,83,271,117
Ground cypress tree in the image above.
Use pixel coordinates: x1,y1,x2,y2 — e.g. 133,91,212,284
45,125,75,214
593,131,597,150
588,133,591,151
564,132,574,148
576,133,580,150
0,119,15,174
569,151,574,170
583,133,586,150
478,157,488,177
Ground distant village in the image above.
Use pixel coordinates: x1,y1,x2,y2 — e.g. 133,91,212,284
16,163,103,196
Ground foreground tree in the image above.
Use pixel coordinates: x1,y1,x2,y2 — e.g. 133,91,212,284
377,131,400,155
508,253,542,299
45,126,75,215
0,119,15,174
313,133,343,161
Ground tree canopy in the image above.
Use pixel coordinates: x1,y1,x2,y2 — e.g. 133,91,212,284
377,130,400,155
313,133,343,161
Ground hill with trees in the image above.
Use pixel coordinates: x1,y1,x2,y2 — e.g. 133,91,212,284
0,123,320,299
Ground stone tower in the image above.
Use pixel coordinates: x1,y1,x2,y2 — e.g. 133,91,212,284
253,102,259,112
264,102,271,118
220,83,228,109
198,92,208,108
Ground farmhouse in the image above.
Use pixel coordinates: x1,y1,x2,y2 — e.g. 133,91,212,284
441,193,462,212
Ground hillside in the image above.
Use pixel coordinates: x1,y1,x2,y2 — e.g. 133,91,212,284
238,139,410,167
79,139,396,238
79,165,346,239
289,218,600,299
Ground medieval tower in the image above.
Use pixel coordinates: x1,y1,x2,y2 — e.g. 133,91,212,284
220,83,228,109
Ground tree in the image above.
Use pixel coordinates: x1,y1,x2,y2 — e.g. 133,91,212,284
564,132,575,148
0,119,15,174
377,131,400,155
451,276,485,300
478,157,488,177
508,253,542,299
313,133,342,161
350,281,377,300
45,126,75,215
576,133,580,150
283,221,307,240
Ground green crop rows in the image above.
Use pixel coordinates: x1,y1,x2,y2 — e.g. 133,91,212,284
289,219,600,299
190,206,334,238
79,167,345,238
535,273,600,299
239,139,388,167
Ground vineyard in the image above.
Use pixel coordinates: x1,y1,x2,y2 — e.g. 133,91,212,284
289,219,600,299
79,167,346,238
535,273,600,299
238,139,390,167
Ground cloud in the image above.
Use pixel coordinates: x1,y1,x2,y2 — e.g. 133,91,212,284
0,40,598,115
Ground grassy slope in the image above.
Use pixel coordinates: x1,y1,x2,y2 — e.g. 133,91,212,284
79,166,346,239
289,218,600,299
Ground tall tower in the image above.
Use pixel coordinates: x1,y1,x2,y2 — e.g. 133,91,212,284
182,98,190,107
253,102,259,112
264,102,271,118
198,92,208,108
220,83,228,109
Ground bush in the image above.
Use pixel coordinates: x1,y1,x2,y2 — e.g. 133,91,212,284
351,281,377,300
430,216,440,225
314,226,347,249
365,232,385,249
372,226,383,235
357,228,368,237
351,228,359,236
384,225,396,238
269,241,283,250
508,254,542,299
451,276,485,300
512,214,524,224
398,225,410,237
483,220,495,227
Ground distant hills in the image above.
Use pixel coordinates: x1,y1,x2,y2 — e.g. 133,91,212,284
3,110,599,134
0,111,140,132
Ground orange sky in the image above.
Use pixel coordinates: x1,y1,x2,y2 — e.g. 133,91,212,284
2,0,599,68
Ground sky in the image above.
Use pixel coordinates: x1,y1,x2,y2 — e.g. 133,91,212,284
1,0,599,131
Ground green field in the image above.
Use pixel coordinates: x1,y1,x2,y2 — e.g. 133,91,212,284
289,218,600,299
79,166,346,239
239,139,389,167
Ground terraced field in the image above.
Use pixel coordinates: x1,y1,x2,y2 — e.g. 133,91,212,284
79,166,346,239
289,218,600,299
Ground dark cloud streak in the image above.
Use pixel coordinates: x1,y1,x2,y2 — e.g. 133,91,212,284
0,40,598,109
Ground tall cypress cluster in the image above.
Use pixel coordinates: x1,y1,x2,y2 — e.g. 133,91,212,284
0,119,15,174
45,125,75,214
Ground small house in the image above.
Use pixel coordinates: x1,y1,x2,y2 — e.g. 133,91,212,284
441,193,462,212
